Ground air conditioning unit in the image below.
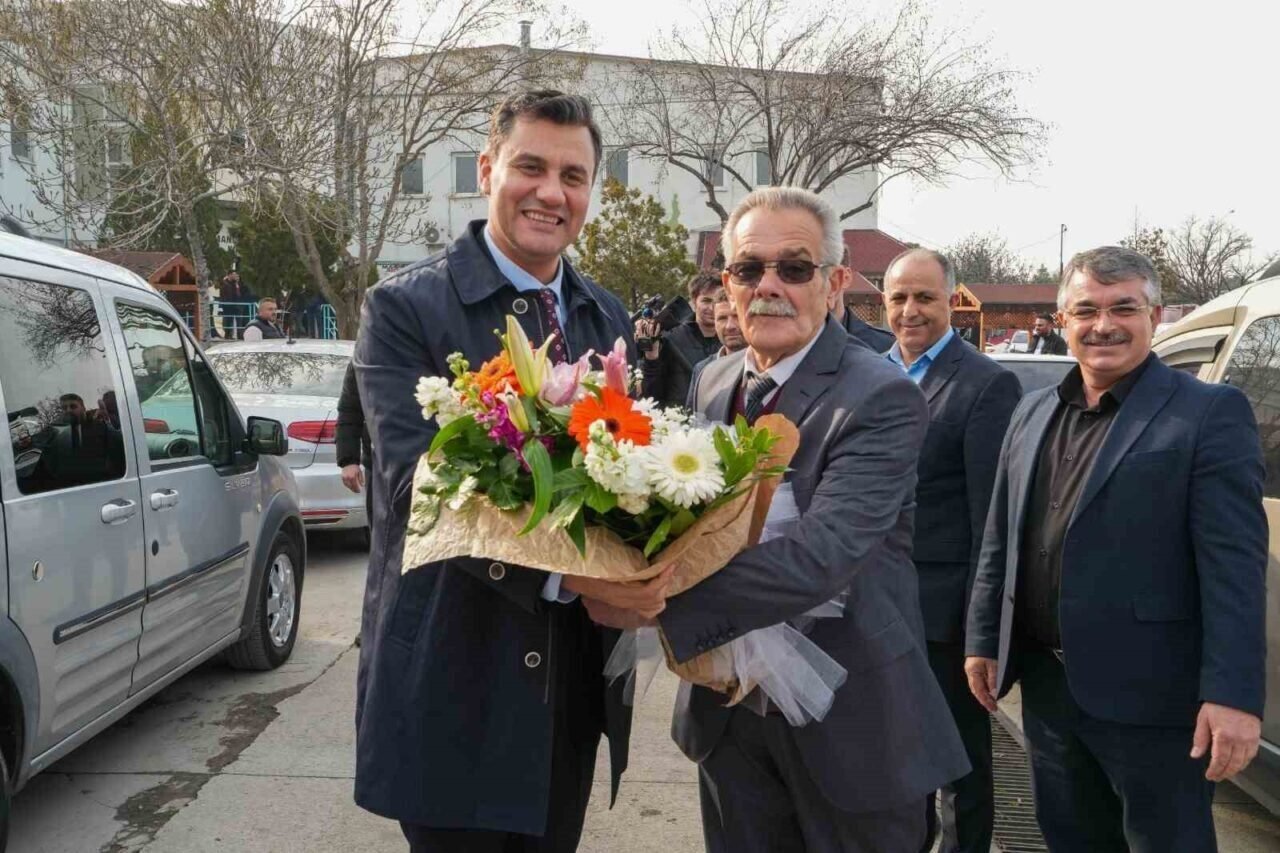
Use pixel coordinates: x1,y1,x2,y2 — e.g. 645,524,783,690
424,226,441,244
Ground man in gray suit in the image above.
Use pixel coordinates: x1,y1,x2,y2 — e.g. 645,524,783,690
591,187,969,852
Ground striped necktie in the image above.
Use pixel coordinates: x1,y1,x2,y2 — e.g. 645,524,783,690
743,373,778,424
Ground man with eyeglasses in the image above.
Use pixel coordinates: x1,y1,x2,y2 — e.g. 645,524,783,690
640,187,969,852
964,246,1267,852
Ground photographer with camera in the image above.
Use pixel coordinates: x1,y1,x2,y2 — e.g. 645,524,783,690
635,270,724,408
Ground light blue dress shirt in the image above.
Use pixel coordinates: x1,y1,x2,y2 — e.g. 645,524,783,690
483,226,566,326
482,227,575,603
886,327,955,385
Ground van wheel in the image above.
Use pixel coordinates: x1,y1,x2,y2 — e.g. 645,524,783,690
0,744,10,851
226,532,302,671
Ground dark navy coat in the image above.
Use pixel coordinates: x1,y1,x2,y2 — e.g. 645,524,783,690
911,335,1021,643
353,221,635,831
966,355,1268,725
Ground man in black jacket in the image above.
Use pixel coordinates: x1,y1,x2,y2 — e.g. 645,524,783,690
831,246,895,351
1029,312,1069,355
336,361,372,525
637,270,723,406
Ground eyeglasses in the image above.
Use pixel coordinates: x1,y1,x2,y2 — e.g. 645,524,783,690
725,259,832,286
1063,303,1151,322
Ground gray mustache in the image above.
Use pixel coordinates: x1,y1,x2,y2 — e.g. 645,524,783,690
747,299,798,317
1082,332,1131,346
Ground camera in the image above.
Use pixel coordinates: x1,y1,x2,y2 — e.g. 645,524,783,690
633,294,667,352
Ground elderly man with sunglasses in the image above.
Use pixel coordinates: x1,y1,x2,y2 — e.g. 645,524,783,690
965,246,1267,852
633,187,970,852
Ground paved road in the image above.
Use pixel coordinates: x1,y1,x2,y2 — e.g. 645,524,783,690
10,537,1280,852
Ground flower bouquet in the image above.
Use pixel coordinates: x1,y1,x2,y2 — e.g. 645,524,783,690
403,316,800,696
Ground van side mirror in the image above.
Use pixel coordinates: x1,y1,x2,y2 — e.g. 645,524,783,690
245,417,288,456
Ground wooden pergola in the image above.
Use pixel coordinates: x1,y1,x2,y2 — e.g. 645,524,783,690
952,283,1061,346
86,251,203,338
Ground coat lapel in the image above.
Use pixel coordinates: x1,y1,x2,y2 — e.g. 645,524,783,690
1009,389,1061,547
774,320,846,427
1068,358,1176,527
918,335,965,405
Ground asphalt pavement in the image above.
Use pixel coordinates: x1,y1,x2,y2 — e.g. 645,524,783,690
9,535,1279,852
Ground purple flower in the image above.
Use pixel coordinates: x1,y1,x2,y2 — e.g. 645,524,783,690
598,337,630,395
540,353,593,406
475,396,524,450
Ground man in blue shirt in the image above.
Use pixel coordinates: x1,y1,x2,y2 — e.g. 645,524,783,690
884,249,1022,853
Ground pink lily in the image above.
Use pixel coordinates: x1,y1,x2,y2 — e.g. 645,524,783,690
599,337,630,395
540,353,593,407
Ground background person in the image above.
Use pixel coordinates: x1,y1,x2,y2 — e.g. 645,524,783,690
241,298,286,341
636,270,724,406
1029,312,1068,354
965,246,1267,852
882,248,1021,853
831,245,895,352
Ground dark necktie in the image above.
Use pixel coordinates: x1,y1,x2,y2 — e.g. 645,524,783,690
534,288,568,365
743,373,777,424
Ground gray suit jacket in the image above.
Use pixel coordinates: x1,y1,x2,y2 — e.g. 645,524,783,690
659,319,970,813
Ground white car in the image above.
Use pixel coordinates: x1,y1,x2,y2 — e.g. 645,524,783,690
204,340,366,533
989,352,1077,392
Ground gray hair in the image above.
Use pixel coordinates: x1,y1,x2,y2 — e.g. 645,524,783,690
1058,246,1162,309
722,187,844,267
885,248,956,294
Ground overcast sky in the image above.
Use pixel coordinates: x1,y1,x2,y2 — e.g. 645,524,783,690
549,0,1278,269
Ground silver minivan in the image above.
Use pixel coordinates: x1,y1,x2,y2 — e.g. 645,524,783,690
0,232,305,847
1154,276,1280,815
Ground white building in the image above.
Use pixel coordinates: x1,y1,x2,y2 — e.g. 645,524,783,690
373,44,882,273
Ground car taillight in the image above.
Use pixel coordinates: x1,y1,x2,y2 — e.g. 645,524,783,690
143,418,171,433
287,420,337,444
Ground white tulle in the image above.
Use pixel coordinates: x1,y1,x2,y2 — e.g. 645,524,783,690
603,483,848,727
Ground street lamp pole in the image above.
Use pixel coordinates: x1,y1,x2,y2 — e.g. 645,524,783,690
1059,223,1068,277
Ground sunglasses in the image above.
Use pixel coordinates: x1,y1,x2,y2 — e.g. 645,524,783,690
725,259,832,286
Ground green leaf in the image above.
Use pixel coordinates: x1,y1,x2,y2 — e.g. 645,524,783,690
566,508,587,556
489,480,523,511
584,481,618,514
429,414,476,454
547,491,585,530
669,507,697,537
519,439,554,534
643,513,674,558
553,467,592,493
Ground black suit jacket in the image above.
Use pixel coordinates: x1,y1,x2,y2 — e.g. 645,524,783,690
1032,330,1069,355
912,335,1022,643
335,361,371,469
966,357,1268,725
352,221,635,831
662,320,970,813
840,309,895,352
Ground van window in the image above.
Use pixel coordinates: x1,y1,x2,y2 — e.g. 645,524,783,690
1223,315,1280,497
0,276,127,494
115,302,203,462
184,337,236,467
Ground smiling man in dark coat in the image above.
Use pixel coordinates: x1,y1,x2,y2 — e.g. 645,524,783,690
353,91,668,853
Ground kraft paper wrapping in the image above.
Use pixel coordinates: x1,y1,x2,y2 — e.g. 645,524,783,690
402,414,801,692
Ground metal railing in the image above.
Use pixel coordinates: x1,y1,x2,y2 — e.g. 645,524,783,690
174,300,341,341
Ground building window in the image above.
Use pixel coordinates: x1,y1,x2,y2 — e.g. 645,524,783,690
452,152,478,194
754,150,771,186
401,155,423,196
704,148,725,190
10,114,31,160
605,147,629,186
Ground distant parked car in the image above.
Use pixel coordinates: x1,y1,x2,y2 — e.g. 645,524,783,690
1005,330,1031,353
205,340,366,534
989,352,1076,392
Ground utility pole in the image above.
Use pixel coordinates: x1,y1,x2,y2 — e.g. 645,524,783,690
1059,223,1068,277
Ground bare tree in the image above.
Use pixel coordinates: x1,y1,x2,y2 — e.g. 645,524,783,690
945,232,1035,284
1166,216,1277,304
0,0,270,338
222,0,586,338
608,0,1043,224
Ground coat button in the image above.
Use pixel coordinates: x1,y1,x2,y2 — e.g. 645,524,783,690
488,562,506,580
512,297,529,315
524,651,542,668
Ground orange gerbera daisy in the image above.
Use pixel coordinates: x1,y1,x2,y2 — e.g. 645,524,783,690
568,387,652,451
472,352,521,397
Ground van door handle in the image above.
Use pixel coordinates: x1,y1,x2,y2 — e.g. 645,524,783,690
149,489,180,510
100,499,138,525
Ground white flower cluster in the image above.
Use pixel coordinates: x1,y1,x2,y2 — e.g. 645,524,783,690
415,376,467,426
634,398,692,441
582,415,726,513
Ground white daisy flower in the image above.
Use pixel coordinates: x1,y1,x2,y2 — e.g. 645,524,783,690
645,429,725,509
